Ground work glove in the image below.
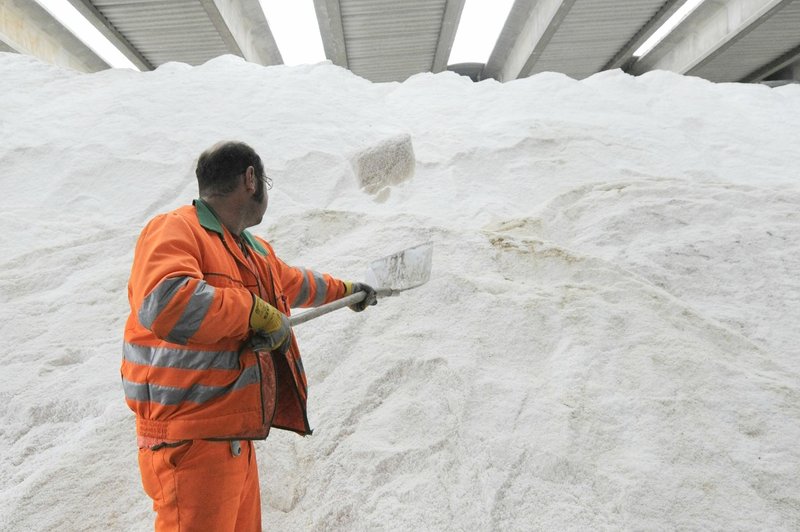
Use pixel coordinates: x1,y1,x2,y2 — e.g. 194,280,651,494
249,295,292,354
344,281,378,312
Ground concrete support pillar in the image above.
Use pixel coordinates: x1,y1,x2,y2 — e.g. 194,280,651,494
0,0,107,72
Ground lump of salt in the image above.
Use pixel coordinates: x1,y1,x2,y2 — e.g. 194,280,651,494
351,134,415,194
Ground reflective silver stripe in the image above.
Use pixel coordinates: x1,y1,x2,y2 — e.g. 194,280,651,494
123,342,240,371
122,365,259,406
291,268,310,307
138,276,190,329
311,270,328,306
166,281,215,345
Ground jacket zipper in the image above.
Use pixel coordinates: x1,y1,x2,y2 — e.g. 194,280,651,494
219,233,307,435
219,233,280,433
220,236,271,302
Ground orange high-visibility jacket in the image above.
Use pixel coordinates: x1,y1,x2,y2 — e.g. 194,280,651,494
122,199,348,441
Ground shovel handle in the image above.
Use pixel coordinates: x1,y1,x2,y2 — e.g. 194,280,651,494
288,288,392,327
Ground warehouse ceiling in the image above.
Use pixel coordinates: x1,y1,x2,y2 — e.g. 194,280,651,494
2,0,799,84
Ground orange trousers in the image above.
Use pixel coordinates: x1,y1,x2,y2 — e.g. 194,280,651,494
138,440,261,531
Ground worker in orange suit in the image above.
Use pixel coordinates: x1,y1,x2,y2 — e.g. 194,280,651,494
122,140,377,531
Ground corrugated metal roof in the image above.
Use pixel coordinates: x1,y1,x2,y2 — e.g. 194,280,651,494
687,2,800,82
91,0,234,66
12,0,800,83
340,0,447,82
527,0,679,79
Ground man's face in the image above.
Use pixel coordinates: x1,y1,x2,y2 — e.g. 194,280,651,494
250,169,269,225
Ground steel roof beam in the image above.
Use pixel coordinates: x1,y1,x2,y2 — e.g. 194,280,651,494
432,0,465,72
314,0,348,68
630,0,794,78
0,0,109,72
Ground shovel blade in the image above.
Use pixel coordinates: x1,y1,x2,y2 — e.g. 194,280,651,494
365,242,433,292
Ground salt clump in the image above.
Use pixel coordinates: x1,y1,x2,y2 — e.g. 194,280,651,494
351,133,416,194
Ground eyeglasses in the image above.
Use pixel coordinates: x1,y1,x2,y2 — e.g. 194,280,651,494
263,174,273,190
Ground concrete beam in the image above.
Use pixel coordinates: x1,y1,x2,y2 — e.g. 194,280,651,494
0,0,108,72
64,0,281,69
604,0,688,71
200,0,245,58
432,0,466,72
781,57,800,80
0,33,19,53
63,0,152,70
207,0,282,65
742,42,800,81
483,0,577,82
630,0,793,76
484,0,535,81
518,0,577,78
313,0,347,68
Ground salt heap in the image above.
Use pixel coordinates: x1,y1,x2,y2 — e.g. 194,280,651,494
1,52,799,530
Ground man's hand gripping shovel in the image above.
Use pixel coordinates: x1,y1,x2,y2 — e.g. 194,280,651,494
251,242,433,350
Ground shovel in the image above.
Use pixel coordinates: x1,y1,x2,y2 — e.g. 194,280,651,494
289,241,433,327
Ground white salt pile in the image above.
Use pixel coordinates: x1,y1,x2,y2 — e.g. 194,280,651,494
1,52,799,530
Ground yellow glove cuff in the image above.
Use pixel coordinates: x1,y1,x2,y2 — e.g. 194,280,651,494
250,295,283,333
343,281,353,296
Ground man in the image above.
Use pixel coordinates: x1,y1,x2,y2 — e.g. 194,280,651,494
122,141,377,531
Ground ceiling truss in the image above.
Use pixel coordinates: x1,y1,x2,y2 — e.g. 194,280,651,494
2,0,798,84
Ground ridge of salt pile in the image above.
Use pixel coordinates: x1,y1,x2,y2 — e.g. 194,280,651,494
1,52,799,530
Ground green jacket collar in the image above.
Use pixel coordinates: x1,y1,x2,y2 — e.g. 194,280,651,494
193,199,268,257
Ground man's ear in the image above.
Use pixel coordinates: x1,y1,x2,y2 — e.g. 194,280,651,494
244,166,256,193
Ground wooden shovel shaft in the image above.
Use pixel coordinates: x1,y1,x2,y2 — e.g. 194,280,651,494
288,289,392,327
